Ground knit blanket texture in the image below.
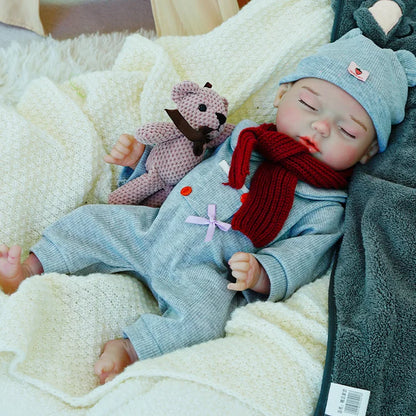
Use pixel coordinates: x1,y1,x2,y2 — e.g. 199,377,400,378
0,0,335,414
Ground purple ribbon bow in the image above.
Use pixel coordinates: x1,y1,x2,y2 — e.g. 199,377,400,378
185,204,231,242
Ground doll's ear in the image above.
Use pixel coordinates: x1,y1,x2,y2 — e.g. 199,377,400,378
359,139,379,164
171,81,200,102
273,83,292,108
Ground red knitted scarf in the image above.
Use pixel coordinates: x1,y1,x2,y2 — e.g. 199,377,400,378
226,123,351,247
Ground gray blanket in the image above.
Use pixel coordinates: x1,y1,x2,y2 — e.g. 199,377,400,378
315,1,416,415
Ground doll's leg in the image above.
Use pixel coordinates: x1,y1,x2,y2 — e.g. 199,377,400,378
94,279,238,383
1,204,157,295
1,204,154,293
123,270,238,361
30,204,157,276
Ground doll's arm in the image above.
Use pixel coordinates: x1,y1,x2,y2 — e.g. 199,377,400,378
136,122,181,145
242,201,344,303
228,252,270,294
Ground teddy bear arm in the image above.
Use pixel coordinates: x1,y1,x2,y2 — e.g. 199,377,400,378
135,122,180,145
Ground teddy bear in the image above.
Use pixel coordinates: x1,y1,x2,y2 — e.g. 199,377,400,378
108,80,234,207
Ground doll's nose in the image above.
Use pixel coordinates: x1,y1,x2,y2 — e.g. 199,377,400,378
216,113,226,125
312,119,330,138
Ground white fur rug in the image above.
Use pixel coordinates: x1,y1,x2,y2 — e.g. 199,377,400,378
0,30,154,106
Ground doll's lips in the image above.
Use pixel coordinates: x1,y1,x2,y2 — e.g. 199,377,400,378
299,136,319,153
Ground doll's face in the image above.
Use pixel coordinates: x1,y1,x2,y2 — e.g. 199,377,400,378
274,78,378,170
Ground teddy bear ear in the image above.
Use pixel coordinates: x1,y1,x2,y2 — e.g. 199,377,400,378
222,97,229,113
171,81,201,102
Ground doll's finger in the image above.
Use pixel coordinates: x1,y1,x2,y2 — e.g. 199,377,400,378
104,374,117,384
96,368,113,385
94,359,113,376
229,260,250,273
228,253,251,270
8,245,22,264
114,141,133,155
94,353,116,385
118,134,136,146
227,281,248,291
103,154,117,164
110,148,126,161
112,143,130,154
230,270,247,281
103,154,123,165
229,252,250,263
0,244,8,257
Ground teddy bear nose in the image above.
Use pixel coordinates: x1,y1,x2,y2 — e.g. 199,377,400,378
216,113,226,125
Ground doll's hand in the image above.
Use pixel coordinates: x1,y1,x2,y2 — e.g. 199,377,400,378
104,134,145,170
227,252,270,294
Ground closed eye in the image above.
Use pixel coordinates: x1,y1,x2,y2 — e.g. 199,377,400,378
340,127,356,139
298,99,317,111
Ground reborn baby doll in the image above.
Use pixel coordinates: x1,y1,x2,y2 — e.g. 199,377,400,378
1,6,416,384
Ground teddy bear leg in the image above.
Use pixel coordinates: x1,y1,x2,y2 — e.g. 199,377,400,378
141,185,174,207
108,171,165,205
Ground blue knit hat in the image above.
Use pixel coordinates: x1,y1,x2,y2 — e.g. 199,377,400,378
279,29,416,152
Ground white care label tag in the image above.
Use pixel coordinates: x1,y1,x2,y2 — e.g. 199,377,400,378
325,383,370,416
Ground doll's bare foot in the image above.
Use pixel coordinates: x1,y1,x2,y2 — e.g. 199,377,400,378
0,245,41,294
369,0,402,35
94,338,138,384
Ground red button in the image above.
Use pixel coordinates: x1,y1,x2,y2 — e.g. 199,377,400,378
240,193,249,203
180,186,193,196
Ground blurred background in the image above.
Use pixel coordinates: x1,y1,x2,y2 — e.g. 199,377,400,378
0,0,251,48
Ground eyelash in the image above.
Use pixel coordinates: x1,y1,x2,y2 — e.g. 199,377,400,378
340,128,356,139
298,99,317,111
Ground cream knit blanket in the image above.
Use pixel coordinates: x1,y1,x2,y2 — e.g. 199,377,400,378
0,0,334,414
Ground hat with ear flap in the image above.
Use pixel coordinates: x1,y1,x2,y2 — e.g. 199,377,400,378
279,28,416,152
